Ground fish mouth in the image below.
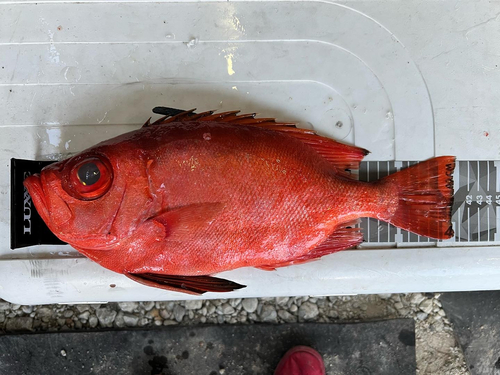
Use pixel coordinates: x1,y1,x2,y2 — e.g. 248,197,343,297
23,174,50,225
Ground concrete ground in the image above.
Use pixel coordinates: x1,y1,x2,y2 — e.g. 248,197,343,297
0,293,470,374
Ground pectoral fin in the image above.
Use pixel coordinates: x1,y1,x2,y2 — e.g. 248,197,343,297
150,202,224,241
126,273,246,295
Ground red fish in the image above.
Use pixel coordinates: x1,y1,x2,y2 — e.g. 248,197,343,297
24,108,455,294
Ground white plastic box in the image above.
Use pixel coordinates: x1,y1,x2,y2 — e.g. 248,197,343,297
1,0,499,304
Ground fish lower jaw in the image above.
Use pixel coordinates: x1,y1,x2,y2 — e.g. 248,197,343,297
67,236,120,250
24,175,50,223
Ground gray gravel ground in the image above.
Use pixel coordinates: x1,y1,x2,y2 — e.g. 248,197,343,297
0,293,469,374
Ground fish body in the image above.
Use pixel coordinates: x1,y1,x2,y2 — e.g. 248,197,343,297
24,109,455,294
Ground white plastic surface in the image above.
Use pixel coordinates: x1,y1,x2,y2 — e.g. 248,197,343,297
2,247,500,305
0,0,499,304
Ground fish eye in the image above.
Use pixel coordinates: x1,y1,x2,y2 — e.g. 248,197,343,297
63,156,113,201
77,162,101,186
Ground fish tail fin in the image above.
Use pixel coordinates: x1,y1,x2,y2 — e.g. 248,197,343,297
384,156,456,239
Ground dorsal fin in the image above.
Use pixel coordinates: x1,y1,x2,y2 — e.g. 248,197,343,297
283,131,369,178
187,110,216,121
150,108,197,126
142,117,152,127
149,107,295,127
152,107,186,117
148,107,187,127
219,113,256,122
148,107,369,176
197,110,242,121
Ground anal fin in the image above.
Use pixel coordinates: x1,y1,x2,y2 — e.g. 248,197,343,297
256,222,363,271
126,273,246,295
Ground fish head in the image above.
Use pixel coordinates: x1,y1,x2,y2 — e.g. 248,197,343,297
23,144,152,249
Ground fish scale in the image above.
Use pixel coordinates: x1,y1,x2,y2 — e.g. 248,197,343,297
24,113,456,294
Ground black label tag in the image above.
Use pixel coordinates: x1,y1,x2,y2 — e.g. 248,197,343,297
10,158,67,249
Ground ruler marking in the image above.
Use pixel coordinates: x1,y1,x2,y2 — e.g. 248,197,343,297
479,162,483,240
488,204,491,241
496,161,500,192
477,160,480,192
393,161,403,243
487,161,490,192
478,206,481,242
395,228,402,243
496,206,500,241
468,206,470,242
496,161,500,242
468,161,470,191
467,161,470,241
387,216,390,242
367,223,371,243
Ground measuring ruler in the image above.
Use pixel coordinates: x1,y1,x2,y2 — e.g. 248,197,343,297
358,161,500,245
